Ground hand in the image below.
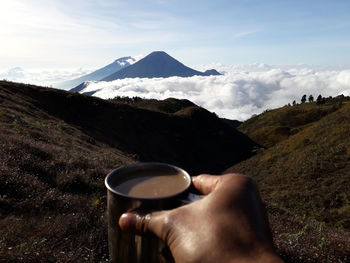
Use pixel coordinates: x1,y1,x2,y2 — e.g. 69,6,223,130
119,173,283,263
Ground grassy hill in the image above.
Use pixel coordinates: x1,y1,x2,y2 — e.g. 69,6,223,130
0,81,257,262
226,98,350,261
1,81,349,262
238,98,347,148
0,81,257,175
0,83,134,262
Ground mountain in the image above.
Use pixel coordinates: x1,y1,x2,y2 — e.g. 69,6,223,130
72,51,221,93
101,51,221,81
55,57,135,90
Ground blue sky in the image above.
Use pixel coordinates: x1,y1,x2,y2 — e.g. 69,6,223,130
1,0,350,69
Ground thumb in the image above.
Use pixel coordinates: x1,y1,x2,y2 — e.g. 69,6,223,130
119,210,169,239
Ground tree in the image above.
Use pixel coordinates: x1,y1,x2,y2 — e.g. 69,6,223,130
301,94,307,104
308,95,314,102
292,100,296,106
316,94,326,105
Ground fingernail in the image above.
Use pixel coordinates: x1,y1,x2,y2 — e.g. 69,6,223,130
119,213,136,231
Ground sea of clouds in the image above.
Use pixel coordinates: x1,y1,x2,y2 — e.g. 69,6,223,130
80,65,350,121
2,64,350,121
0,67,93,87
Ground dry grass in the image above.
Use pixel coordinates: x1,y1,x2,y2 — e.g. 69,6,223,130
227,99,350,261
0,82,135,262
238,100,346,148
0,81,258,262
2,81,349,262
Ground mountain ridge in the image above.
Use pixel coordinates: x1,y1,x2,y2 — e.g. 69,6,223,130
72,51,221,93
0,80,255,175
102,51,221,81
55,56,135,90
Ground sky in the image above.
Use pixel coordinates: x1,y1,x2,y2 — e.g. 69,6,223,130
1,0,350,120
1,0,350,69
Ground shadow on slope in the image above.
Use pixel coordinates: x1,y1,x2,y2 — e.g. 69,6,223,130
109,96,196,114
1,81,257,175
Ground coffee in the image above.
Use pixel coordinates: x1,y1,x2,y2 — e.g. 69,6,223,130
105,163,191,262
112,169,189,198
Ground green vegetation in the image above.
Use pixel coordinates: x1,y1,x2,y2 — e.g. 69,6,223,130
238,98,347,148
229,98,350,229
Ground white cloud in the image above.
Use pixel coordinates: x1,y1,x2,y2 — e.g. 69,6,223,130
3,63,350,121
0,67,92,87
79,66,350,121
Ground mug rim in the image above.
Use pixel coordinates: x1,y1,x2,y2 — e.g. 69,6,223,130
105,162,192,200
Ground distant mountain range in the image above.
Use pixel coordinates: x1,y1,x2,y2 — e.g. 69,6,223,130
71,51,221,92
55,57,135,90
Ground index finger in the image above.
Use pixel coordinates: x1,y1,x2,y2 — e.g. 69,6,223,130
191,174,221,195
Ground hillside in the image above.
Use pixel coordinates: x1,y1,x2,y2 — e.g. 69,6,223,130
231,99,350,228
233,98,350,225
109,97,243,129
0,82,135,262
108,96,196,114
238,98,348,148
226,98,350,249
227,99,350,261
1,81,349,262
0,80,260,261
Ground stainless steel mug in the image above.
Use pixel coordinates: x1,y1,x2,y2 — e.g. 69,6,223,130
105,162,193,263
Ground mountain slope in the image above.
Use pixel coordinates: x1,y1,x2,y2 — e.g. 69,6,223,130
0,80,257,262
0,80,256,175
227,99,350,229
55,57,135,90
109,96,196,114
1,81,349,262
101,51,221,81
238,99,346,148
0,81,135,262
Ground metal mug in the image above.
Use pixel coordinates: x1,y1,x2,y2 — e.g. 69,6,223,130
105,162,199,263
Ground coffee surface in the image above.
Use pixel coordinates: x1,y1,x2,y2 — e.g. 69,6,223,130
113,170,189,198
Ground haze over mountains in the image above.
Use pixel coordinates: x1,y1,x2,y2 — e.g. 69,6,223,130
71,51,221,93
